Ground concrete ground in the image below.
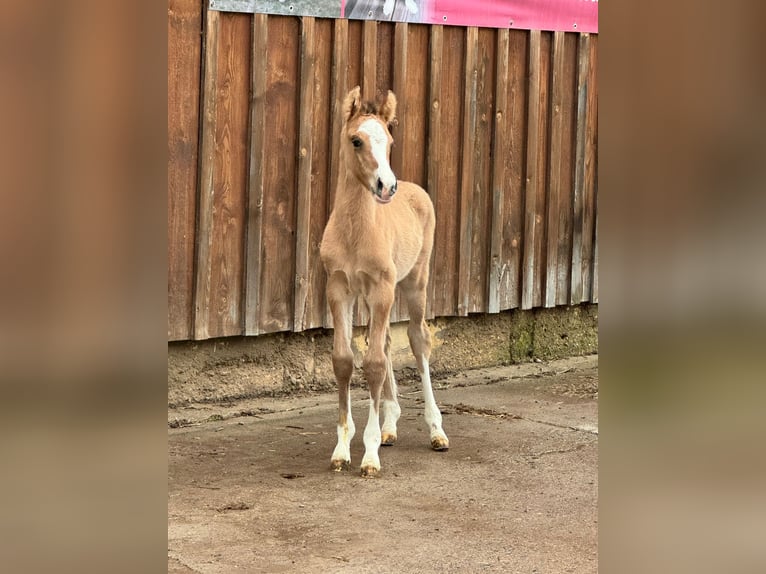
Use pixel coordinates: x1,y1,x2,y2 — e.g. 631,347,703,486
168,355,598,573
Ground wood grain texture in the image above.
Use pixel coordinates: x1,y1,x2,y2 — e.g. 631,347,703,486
581,34,598,302
570,33,590,305
245,13,269,335
169,15,599,340
488,28,509,314
426,24,442,320
194,9,219,340
501,29,528,311
362,19,377,100
306,18,334,329
458,26,478,317
293,17,315,331
521,30,541,311
209,12,250,338
391,22,409,324
545,31,566,308
259,15,299,333
168,0,202,340
555,32,578,306
429,25,463,318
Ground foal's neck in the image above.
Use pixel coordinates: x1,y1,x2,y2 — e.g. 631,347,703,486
333,158,377,232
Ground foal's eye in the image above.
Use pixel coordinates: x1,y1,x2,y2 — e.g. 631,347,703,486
351,137,362,148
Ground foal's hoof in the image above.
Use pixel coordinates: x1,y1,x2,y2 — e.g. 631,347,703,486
430,434,450,451
381,432,397,446
330,459,351,472
360,465,380,478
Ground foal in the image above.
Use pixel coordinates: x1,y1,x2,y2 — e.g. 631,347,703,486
320,86,449,477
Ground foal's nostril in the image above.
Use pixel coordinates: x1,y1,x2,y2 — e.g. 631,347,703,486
376,179,384,193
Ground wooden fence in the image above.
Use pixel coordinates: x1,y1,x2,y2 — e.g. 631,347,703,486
168,0,598,341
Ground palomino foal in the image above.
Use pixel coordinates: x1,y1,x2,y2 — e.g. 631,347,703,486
320,86,449,477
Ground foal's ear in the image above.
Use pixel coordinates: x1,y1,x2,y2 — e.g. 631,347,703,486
379,90,397,126
342,86,362,122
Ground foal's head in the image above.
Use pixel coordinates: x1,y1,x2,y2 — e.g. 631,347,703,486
341,86,398,204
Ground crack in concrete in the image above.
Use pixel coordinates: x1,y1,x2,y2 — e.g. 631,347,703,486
441,402,598,436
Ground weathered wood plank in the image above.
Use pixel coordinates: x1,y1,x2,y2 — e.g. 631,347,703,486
294,17,315,331
500,29,528,311
521,30,541,311
194,9,220,340
458,27,478,317
426,24,442,320
168,0,202,340
245,13,269,335
401,24,429,188
488,28,509,314
430,25,463,318
210,12,250,338
376,21,395,101
555,32,578,306
581,34,598,302
305,17,333,330
362,19,377,100
545,31,566,308
194,10,250,339
467,27,495,313
570,33,591,305
325,18,349,328
259,15,299,333
391,22,409,324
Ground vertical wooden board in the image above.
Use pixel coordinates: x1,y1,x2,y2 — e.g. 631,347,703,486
245,13,268,335
430,25,463,318
195,11,251,339
325,19,348,328
327,19,348,223
259,15,300,333
569,33,590,305
392,22,409,182
391,22,409,324
467,27,495,313
581,34,598,302
294,18,315,332
533,32,552,309
499,29,528,311
521,30,541,310
458,27,478,317
376,21,395,99
362,20,377,100
306,18,333,330
347,19,363,92
488,28,509,314
555,32,578,306
168,0,202,340
425,24,442,320
544,31,565,308
401,24,429,188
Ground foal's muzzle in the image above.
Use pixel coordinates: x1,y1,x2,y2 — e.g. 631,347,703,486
373,178,397,204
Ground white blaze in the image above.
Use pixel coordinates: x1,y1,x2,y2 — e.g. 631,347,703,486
358,119,396,191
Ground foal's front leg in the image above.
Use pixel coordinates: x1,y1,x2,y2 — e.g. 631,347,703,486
327,273,356,471
360,284,395,477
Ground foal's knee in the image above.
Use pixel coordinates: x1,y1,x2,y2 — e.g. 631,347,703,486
332,349,354,383
362,353,386,387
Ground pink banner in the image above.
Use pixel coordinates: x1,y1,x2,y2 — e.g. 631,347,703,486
340,0,598,33
424,0,597,33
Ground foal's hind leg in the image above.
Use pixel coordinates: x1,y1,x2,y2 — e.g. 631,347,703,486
401,272,449,451
380,327,401,446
